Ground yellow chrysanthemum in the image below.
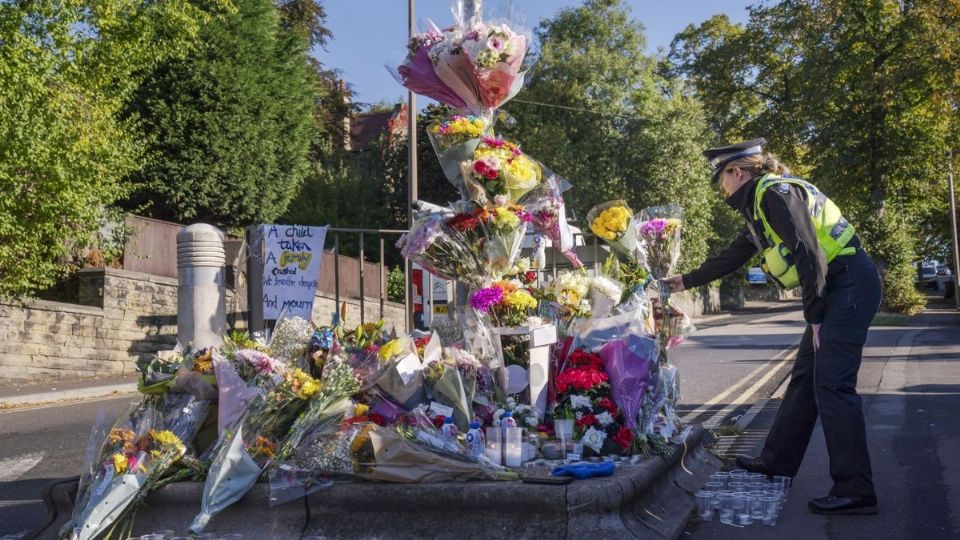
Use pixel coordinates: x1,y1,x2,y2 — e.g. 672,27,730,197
504,290,537,311
590,206,631,241
112,453,128,474
354,403,370,416
151,430,186,454
378,337,410,361
492,207,521,230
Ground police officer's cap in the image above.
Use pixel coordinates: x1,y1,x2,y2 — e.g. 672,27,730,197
704,138,767,183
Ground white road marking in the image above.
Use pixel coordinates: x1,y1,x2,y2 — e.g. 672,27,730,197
0,451,45,483
682,339,800,427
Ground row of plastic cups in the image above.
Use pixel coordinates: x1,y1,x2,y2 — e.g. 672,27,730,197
696,491,782,526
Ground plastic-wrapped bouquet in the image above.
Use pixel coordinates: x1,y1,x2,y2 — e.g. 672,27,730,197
470,280,539,328
397,214,485,286
428,19,529,110
523,173,583,268
191,368,320,532
428,113,493,191
460,136,541,205
65,401,187,540
636,204,683,279
588,200,640,260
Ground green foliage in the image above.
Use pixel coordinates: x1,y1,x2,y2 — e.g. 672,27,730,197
508,0,715,272
387,266,406,303
667,0,959,312
0,0,228,299
123,0,316,228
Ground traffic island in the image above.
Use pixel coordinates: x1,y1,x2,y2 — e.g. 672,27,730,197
27,426,718,540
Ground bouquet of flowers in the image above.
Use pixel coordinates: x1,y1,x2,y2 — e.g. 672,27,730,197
389,22,468,109
460,136,541,205
587,200,640,260
423,348,475,431
190,368,320,532
397,214,485,287
65,399,187,540
428,19,529,110
554,348,635,456
523,173,583,268
636,204,683,279
595,335,658,431
589,275,623,319
267,361,361,505
369,336,427,413
470,280,538,328
428,113,493,190
543,270,592,321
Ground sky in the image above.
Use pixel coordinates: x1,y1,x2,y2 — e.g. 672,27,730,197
315,1,754,107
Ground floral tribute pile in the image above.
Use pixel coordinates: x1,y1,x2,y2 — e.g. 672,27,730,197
63,5,701,538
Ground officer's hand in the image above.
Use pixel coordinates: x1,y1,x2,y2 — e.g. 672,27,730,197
812,323,821,351
663,275,685,293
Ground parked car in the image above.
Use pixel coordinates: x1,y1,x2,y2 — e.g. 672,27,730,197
920,264,937,280
937,265,952,276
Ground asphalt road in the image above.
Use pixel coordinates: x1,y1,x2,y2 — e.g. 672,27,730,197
688,311,960,539
0,305,807,538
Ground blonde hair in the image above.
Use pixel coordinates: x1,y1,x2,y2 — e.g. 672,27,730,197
726,153,791,177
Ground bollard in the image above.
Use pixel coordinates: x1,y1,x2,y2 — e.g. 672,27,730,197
177,224,226,351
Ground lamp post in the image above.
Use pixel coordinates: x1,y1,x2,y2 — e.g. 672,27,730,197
948,149,960,310
405,0,418,332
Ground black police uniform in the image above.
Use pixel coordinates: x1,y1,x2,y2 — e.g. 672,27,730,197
682,140,883,502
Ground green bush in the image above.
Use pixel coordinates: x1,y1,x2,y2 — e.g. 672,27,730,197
387,266,405,304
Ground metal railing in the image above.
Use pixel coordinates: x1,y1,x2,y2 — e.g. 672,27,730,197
327,227,407,327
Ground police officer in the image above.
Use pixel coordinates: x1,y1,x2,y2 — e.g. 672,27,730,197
664,138,883,515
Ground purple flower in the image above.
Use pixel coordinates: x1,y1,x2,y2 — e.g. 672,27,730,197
470,287,504,313
399,218,444,257
638,218,667,237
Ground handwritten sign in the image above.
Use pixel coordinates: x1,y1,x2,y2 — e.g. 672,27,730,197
261,224,327,320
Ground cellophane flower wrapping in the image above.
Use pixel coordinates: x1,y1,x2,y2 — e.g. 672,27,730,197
190,368,320,532
397,213,485,287
429,17,529,110
596,335,658,430
387,19,468,109
446,203,530,277
589,275,623,319
267,361,361,506
587,200,640,261
67,400,187,540
428,112,493,196
370,335,427,413
636,204,683,280
523,172,583,268
552,348,636,456
459,136,541,206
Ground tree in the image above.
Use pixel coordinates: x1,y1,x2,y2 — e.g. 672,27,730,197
123,0,316,229
0,0,229,298
507,0,716,271
667,0,960,313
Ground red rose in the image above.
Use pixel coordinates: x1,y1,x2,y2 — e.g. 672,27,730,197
473,161,487,174
576,414,596,428
485,169,498,180
613,426,634,451
598,397,618,414
369,413,385,426
432,415,446,428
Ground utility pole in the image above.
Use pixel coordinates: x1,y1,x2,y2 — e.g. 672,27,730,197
404,0,418,332
948,149,960,310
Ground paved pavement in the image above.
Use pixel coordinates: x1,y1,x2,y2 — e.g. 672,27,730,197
688,308,960,539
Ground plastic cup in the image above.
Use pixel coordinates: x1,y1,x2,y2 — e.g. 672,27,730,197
717,493,736,524
748,482,768,491
710,472,730,482
738,512,753,526
705,481,725,491
728,481,748,493
485,427,503,465
695,491,716,521
773,475,793,490
505,427,523,467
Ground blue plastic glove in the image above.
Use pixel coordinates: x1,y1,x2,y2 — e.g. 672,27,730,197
551,461,616,479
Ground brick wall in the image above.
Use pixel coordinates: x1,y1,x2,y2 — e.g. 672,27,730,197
0,268,405,382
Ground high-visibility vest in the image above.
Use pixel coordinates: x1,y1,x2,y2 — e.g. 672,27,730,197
749,174,857,289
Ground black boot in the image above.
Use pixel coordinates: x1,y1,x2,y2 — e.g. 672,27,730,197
808,495,878,515
734,455,776,477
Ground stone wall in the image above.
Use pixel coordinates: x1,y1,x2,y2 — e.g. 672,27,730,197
0,268,406,382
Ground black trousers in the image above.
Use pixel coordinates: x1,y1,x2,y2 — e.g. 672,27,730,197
759,249,883,498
